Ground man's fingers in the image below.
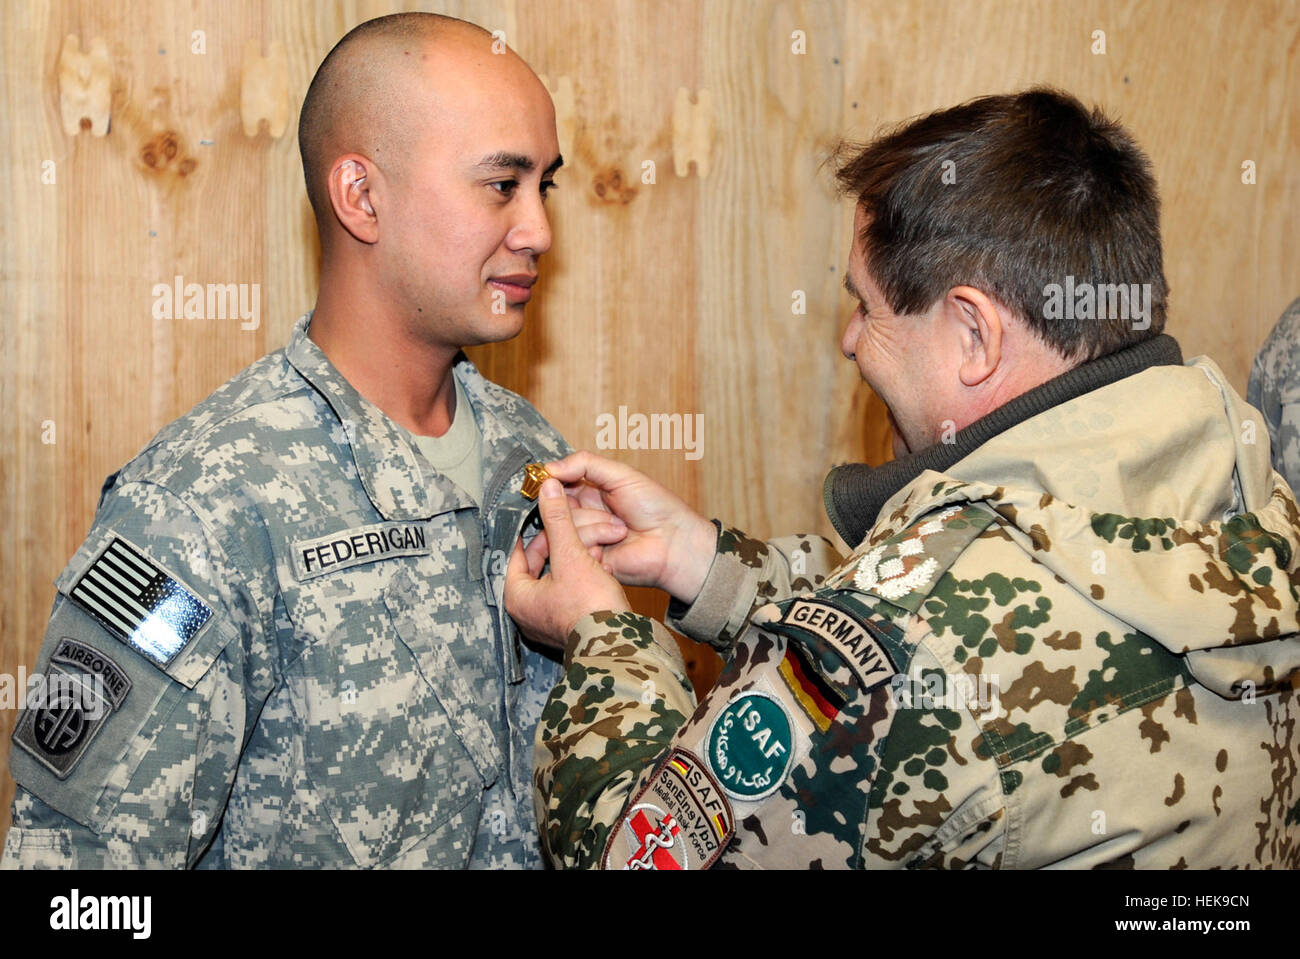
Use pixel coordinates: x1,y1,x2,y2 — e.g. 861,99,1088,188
504,538,534,596
518,502,624,581
569,506,625,531
571,483,608,512
545,450,642,492
570,507,628,550
542,451,598,484
535,478,585,560
522,530,549,577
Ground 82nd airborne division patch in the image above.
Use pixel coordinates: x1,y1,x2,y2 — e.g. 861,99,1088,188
12,638,132,779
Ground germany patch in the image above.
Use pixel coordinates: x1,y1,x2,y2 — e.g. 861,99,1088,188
779,598,895,692
12,638,132,779
602,748,734,870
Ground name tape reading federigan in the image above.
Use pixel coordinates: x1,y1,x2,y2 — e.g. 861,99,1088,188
294,522,430,579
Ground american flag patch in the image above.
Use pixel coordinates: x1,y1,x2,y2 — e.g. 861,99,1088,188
69,537,213,668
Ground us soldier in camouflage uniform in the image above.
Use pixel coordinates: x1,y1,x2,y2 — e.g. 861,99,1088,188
1249,296,1300,493
507,89,1300,869
2,14,597,868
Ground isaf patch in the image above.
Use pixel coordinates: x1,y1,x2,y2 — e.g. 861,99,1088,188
602,748,734,870
69,537,212,668
13,638,132,779
705,690,795,801
780,599,895,692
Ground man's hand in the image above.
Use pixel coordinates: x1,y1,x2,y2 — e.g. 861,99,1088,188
525,451,717,604
506,479,632,651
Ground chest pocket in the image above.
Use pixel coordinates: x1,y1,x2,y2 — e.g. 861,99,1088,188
282,546,503,868
383,567,502,782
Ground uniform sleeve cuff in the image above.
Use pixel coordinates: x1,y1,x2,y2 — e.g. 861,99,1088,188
666,522,763,649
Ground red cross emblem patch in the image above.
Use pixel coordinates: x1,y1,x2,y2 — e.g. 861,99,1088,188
622,804,685,870
599,748,735,871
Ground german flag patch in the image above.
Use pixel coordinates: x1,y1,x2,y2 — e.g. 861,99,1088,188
778,644,846,733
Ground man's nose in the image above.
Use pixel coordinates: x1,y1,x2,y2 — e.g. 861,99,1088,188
840,309,863,360
507,192,552,256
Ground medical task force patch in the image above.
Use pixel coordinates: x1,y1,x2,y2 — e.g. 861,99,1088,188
12,638,132,778
602,748,734,870
68,537,213,668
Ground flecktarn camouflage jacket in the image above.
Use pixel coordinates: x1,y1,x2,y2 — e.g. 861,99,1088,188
535,355,1300,869
3,313,569,869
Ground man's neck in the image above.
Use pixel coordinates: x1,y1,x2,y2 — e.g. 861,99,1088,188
950,344,1078,437
308,282,460,438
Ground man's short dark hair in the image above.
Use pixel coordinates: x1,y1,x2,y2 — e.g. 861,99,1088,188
834,88,1168,361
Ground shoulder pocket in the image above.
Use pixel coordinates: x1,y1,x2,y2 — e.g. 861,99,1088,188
10,587,238,833
53,529,236,688
839,503,997,613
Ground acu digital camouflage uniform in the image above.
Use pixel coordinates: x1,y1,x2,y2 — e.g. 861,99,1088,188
1249,296,1300,493
536,350,1300,869
3,312,568,869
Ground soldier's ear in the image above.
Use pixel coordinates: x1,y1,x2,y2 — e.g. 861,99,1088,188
948,286,1002,388
328,155,379,244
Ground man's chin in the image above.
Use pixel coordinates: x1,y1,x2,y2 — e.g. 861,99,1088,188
465,311,526,346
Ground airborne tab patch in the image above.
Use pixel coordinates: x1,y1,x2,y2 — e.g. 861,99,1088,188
69,537,212,668
780,599,895,692
602,748,734,870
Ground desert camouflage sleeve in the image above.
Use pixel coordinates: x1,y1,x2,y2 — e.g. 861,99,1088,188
533,610,692,869
665,524,845,650
533,524,843,868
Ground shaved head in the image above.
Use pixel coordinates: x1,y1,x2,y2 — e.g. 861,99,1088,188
298,13,528,232
299,11,560,366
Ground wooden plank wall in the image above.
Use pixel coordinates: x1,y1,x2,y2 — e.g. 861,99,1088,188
1,0,1296,851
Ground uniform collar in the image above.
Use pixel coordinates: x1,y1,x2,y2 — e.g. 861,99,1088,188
823,333,1185,546
285,312,470,521
451,353,561,514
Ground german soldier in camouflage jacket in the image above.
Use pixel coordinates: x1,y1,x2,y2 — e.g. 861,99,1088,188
1,14,603,868
506,89,1300,870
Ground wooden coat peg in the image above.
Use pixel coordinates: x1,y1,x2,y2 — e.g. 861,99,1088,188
672,87,714,178
58,34,112,137
240,39,288,137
